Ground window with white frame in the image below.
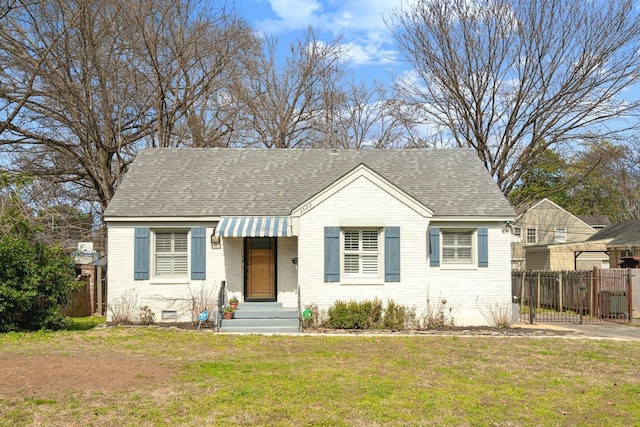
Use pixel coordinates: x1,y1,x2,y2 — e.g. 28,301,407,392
442,230,473,264
526,228,537,244
513,227,521,238
555,228,566,244
343,229,380,277
155,231,188,277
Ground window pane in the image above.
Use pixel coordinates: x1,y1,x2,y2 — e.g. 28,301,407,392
361,255,378,274
344,254,359,273
457,233,472,246
342,229,380,276
251,237,272,249
174,254,188,274
155,231,188,277
174,233,188,252
361,231,378,251
156,254,174,275
344,231,359,251
458,248,472,260
526,228,536,243
442,234,455,246
443,248,456,260
442,231,473,263
156,233,172,252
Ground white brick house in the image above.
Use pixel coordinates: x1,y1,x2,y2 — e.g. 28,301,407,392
104,148,515,326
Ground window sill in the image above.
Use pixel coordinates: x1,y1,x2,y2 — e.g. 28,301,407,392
150,277,191,285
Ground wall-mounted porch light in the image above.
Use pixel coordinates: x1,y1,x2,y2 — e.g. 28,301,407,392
211,228,221,249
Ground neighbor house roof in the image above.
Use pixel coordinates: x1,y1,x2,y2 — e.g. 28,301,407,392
576,215,610,229
586,220,640,247
104,148,514,219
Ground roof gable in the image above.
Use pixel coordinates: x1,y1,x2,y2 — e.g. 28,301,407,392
514,198,594,230
290,163,433,218
104,148,514,220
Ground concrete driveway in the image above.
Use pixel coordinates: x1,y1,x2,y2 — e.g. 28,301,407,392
535,322,640,342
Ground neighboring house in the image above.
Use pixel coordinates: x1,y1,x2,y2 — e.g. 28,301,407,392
587,220,640,267
576,215,610,231
104,148,515,326
511,198,608,270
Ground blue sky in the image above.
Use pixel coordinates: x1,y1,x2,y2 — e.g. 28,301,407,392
236,0,640,136
236,0,408,85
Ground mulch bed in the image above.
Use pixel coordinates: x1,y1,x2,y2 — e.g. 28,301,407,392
106,322,582,337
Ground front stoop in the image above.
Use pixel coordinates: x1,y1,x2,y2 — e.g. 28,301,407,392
219,302,300,333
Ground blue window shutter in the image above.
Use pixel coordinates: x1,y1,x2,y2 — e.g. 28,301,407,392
478,227,488,267
429,227,440,267
324,226,340,282
134,227,150,280
384,227,401,282
191,227,206,279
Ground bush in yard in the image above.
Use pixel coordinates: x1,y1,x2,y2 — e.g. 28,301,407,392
327,299,382,329
0,196,78,332
484,302,515,328
381,299,408,330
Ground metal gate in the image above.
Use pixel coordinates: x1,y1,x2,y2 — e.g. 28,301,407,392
512,269,634,324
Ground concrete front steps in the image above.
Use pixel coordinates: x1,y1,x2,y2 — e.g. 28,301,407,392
219,302,300,333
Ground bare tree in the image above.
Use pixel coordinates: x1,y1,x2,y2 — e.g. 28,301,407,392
0,0,253,217
231,28,348,149
390,0,640,195
332,79,406,149
127,0,257,148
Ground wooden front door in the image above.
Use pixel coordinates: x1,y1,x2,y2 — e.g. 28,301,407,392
245,237,277,301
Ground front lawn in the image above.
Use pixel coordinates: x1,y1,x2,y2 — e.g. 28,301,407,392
0,328,638,426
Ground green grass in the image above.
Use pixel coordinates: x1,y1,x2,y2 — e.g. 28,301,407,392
0,328,639,426
65,316,106,331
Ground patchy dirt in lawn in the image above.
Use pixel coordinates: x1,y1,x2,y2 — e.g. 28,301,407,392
0,350,173,399
0,321,623,400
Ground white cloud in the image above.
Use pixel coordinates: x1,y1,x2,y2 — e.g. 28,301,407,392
258,0,323,32
341,41,398,66
254,0,405,65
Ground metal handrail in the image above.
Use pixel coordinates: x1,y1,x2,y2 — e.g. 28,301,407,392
297,282,302,332
216,280,227,332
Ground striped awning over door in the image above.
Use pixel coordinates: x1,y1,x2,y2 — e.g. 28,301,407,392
215,216,289,237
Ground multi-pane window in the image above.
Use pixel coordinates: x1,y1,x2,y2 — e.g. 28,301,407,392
526,228,537,244
513,227,521,238
155,231,188,276
555,228,566,244
442,231,473,264
343,229,379,277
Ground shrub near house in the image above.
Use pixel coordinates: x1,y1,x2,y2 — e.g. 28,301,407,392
0,207,78,331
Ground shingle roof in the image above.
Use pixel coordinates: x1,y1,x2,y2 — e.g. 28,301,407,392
576,215,610,228
586,220,640,246
104,148,514,219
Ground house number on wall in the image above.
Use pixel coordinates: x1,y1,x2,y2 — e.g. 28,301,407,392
300,202,313,213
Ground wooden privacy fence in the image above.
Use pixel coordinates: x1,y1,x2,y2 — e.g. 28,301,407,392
512,268,639,323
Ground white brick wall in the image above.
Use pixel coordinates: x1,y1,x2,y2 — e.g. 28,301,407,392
297,176,512,326
426,224,513,325
107,223,226,323
107,176,512,326
107,223,300,322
